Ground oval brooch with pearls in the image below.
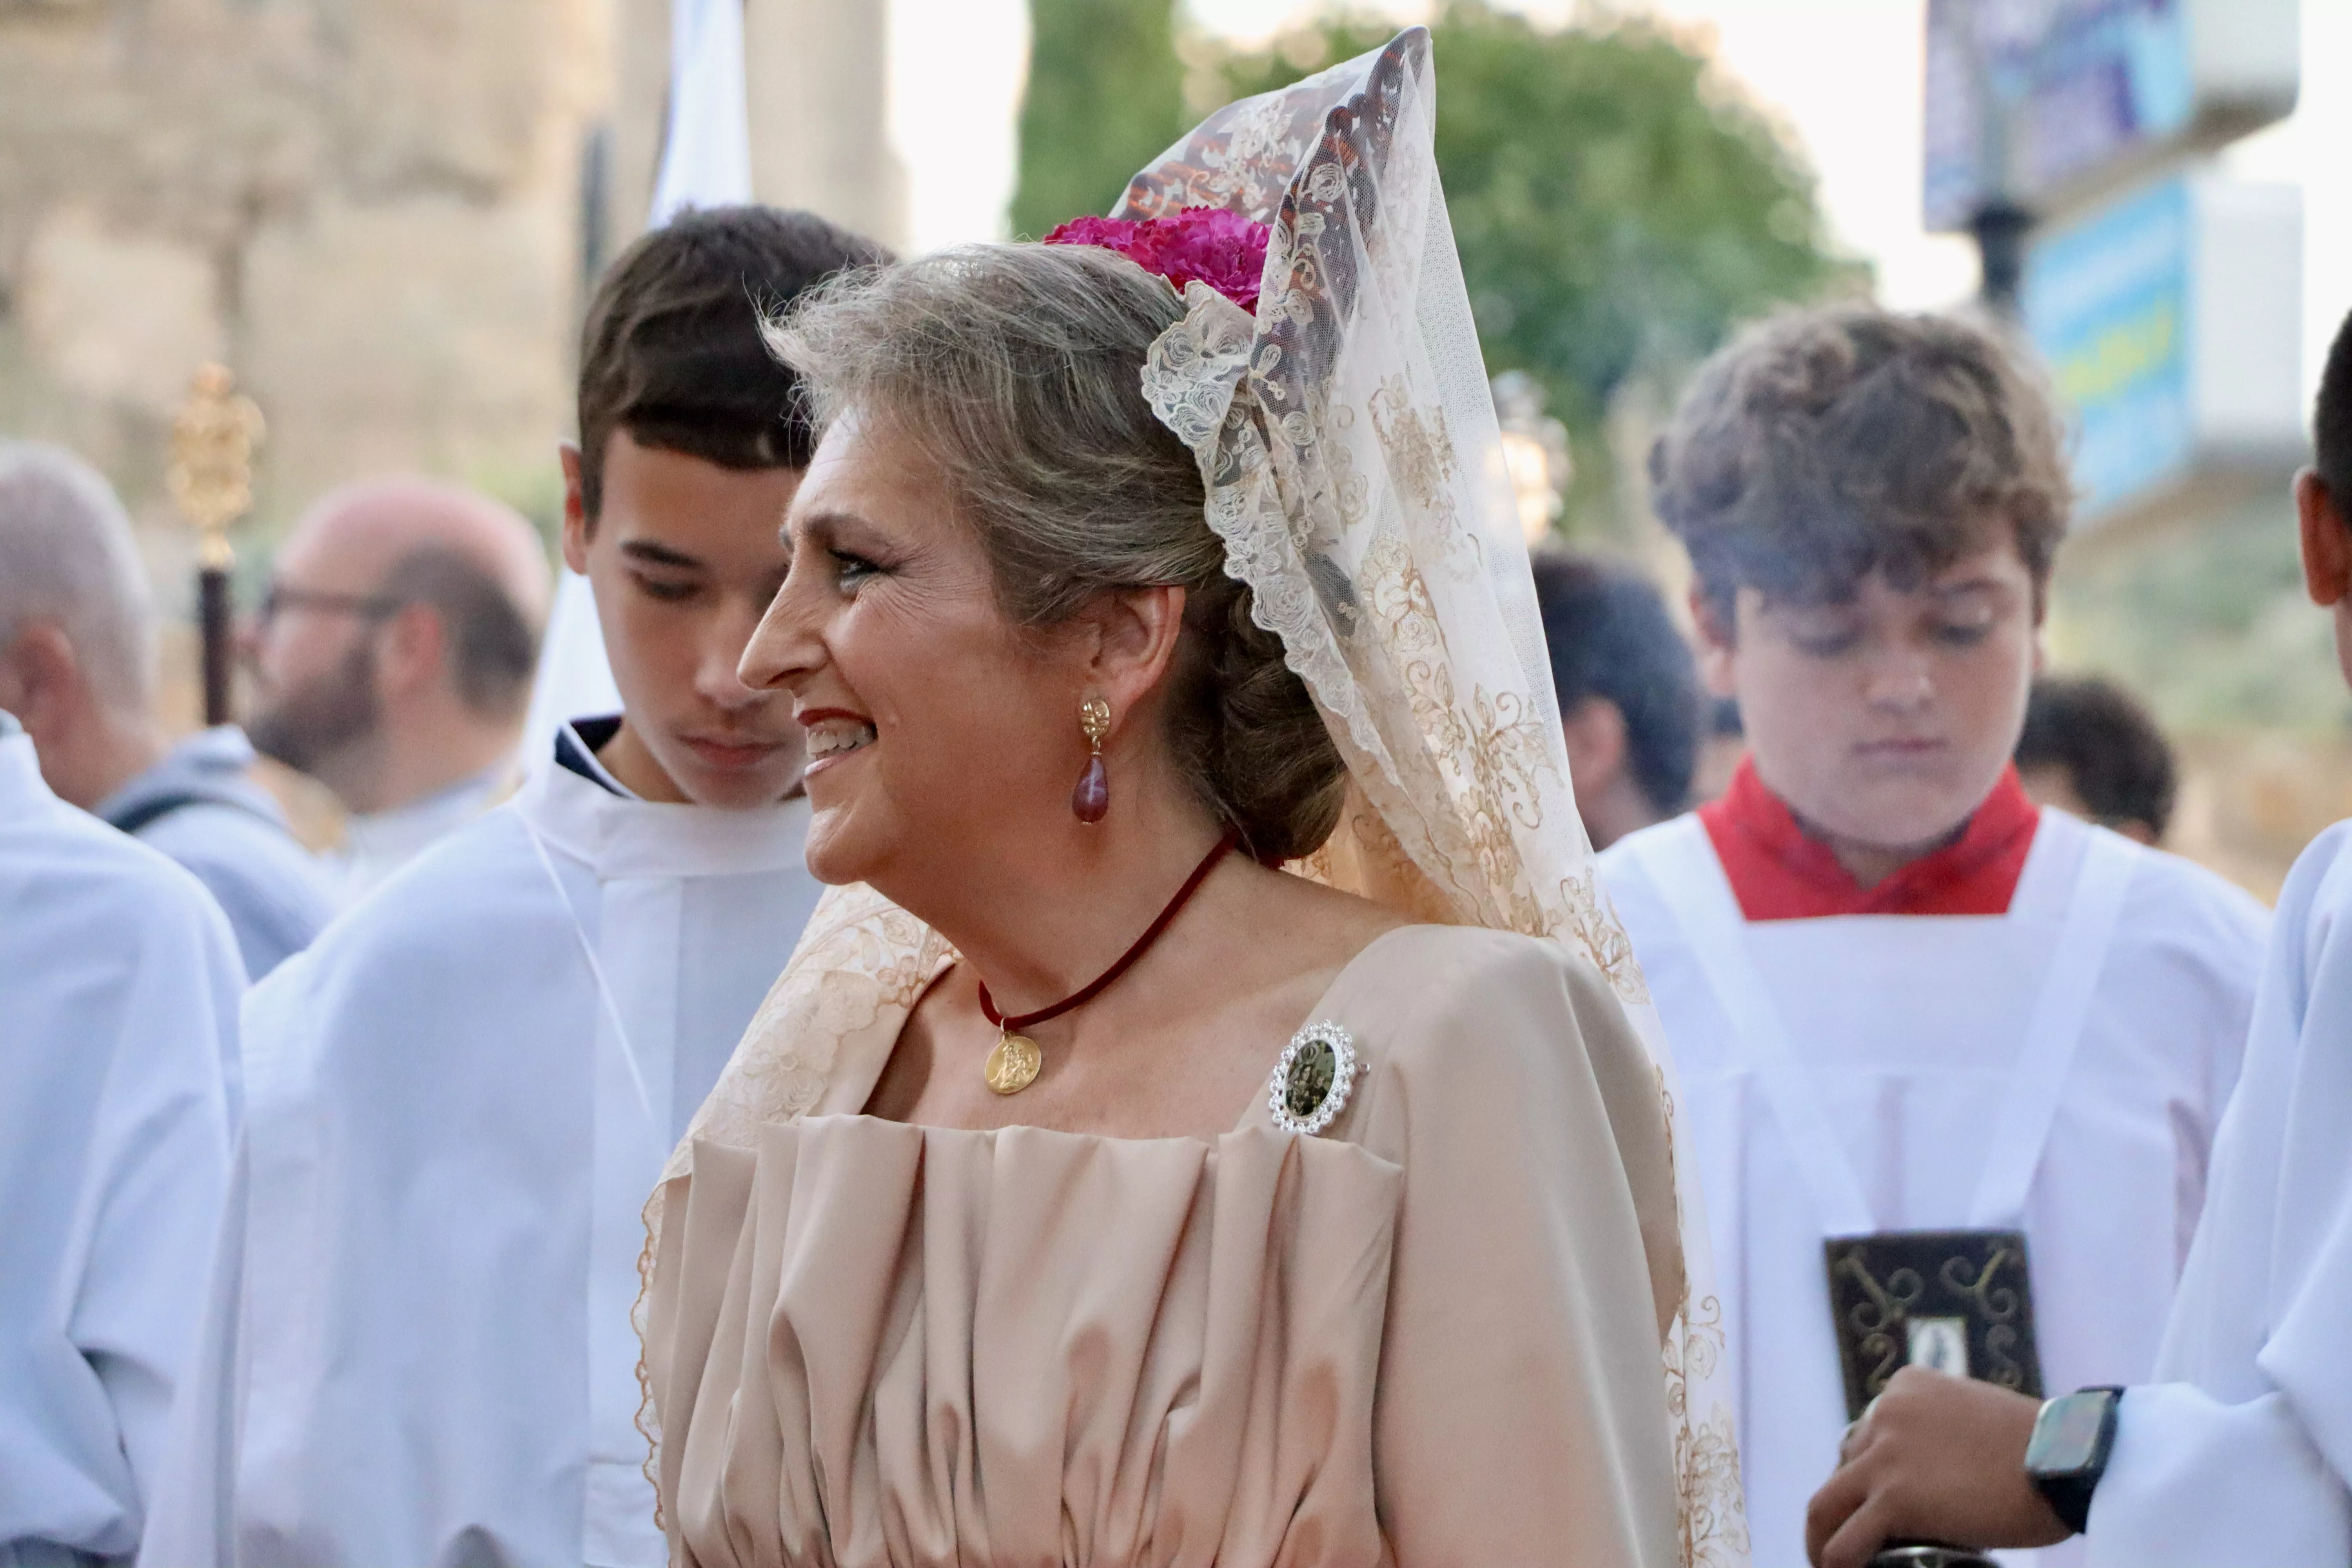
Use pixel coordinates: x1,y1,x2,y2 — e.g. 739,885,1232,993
1268,1021,1362,1136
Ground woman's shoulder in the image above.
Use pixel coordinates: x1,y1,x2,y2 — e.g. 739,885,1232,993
1291,922,1678,1311
1306,923,1637,1113
1336,921,1608,1002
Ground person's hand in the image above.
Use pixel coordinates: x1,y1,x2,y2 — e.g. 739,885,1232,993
1806,1366,2072,1568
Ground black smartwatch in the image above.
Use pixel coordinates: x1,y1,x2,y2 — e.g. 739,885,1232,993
2024,1386,2125,1536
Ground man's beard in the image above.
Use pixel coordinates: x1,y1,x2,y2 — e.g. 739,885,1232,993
247,638,383,777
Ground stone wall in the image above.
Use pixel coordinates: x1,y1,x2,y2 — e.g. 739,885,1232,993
608,0,910,262
0,0,905,726
0,0,610,575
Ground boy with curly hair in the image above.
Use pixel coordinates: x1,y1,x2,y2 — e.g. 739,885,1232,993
1600,304,2268,1566
1806,305,2352,1568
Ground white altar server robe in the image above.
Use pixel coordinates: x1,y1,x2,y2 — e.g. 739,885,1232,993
2087,820,2352,1565
1601,808,2267,1568
0,721,241,1566
139,735,823,1568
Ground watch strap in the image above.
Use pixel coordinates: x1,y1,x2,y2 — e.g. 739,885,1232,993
2037,1470,2098,1537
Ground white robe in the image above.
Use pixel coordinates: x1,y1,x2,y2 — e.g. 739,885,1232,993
94,725,337,981
2087,820,2352,1566
139,737,824,1568
327,762,513,907
0,722,241,1564
1599,808,2268,1568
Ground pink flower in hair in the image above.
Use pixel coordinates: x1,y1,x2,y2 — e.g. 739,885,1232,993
1043,206,1270,315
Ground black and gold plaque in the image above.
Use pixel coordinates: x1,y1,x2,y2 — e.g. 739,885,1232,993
1823,1229,2043,1421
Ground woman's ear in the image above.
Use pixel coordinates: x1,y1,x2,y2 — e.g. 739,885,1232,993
1076,584,1189,734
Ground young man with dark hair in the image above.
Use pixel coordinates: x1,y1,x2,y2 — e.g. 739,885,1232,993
143,207,890,1568
1529,550,1704,848
1805,306,2352,1568
2016,673,2178,845
1597,304,2267,1567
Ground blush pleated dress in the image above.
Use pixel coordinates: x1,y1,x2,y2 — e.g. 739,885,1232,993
646,924,1694,1568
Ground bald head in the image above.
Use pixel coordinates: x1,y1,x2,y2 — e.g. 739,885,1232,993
279,477,551,629
247,477,552,805
277,476,550,726
0,441,154,714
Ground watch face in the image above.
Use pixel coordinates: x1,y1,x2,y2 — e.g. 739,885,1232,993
2027,1391,2111,1475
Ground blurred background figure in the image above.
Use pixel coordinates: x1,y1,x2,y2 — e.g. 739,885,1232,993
0,441,333,978
243,477,552,902
2017,674,2180,846
1530,549,1704,849
0,706,240,1567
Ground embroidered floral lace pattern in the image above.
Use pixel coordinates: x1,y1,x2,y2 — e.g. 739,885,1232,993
1668,1296,1751,1568
1659,1067,1751,1567
645,28,1746,1565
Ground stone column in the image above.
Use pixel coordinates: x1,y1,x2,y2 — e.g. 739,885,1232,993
608,0,910,254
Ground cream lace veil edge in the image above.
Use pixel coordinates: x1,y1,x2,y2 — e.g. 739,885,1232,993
642,29,1748,1566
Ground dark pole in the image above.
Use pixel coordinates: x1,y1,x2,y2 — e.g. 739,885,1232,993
170,362,263,730
1955,0,2035,318
1972,198,2033,316
198,558,234,726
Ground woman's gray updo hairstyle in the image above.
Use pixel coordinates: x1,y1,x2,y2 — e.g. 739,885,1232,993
763,243,1347,864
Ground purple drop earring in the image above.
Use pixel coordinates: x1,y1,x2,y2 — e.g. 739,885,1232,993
1073,696,1111,824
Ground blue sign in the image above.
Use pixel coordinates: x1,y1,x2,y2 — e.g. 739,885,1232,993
1925,0,2193,231
2022,177,2192,515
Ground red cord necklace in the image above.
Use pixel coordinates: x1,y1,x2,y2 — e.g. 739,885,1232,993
978,829,1240,1095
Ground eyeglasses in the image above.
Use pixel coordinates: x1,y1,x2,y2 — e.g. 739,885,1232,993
257,584,402,627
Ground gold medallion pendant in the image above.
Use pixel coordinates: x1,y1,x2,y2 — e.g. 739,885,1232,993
984,1031,1043,1095
972,832,1243,1097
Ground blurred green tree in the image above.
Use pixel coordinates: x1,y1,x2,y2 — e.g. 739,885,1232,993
1009,0,1192,240
1214,4,1859,529
1013,0,1859,532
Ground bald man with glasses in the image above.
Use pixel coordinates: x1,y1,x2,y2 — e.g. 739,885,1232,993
243,476,552,901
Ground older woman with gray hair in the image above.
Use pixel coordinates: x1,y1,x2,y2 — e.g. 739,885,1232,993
642,32,1749,1568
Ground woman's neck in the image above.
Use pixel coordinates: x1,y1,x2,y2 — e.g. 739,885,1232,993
881,777,1232,1015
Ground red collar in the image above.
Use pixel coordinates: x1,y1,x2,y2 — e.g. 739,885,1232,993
1697,755,2040,920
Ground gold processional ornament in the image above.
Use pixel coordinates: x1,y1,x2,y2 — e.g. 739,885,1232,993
170,363,265,726
169,362,265,569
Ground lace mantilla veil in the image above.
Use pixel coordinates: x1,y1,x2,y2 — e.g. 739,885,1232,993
646,29,1748,1565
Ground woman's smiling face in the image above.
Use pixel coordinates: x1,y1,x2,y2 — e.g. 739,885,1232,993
739,410,1092,890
